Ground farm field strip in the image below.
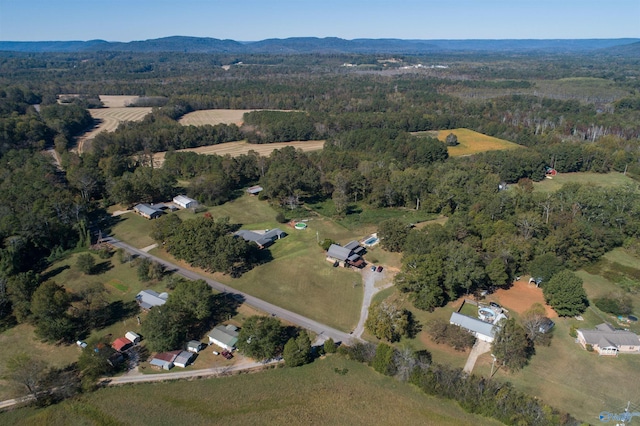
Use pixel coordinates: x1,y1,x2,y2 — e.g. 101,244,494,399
178,109,252,126
436,128,522,156
153,140,325,165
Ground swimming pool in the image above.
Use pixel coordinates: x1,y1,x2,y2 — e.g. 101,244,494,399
364,237,378,245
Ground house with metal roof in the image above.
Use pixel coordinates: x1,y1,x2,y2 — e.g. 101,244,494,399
150,350,181,370
135,289,168,310
187,340,204,353
235,228,286,249
133,203,162,219
173,195,198,209
449,312,498,342
246,185,264,195
577,323,640,356
112,337,132,352
327,243,364,268
208,324,239,351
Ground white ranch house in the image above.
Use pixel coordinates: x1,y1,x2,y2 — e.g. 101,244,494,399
173,195,198,209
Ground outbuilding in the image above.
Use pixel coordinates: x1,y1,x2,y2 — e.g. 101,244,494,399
125,331,141,345
135,290,168,310
173,195,198,209
187,340,204,353
150,350,180,370
112,337,132,352
173,350,195,368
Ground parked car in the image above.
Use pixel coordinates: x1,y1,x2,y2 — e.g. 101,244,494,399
370,265,376,271
489,302,501,309
221,350,233,360
212,351,220,355
376,266,383,273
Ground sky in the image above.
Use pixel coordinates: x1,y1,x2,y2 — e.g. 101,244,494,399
1,0,638,42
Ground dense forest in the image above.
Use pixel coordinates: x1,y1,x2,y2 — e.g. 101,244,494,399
0,48,639,422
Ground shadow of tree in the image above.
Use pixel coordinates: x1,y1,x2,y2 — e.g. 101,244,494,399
40,265,70,281
91,261,113,275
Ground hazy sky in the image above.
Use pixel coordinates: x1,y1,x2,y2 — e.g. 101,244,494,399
1,0,638,42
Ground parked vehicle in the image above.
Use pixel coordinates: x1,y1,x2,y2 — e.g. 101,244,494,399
221,350,233,359
370,265,376,271
376,266,383,272
212,351,220,355
489,302,501,309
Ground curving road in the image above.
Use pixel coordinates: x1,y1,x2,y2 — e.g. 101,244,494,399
104,237,357,346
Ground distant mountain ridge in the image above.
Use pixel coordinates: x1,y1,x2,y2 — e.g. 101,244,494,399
1,36,639,54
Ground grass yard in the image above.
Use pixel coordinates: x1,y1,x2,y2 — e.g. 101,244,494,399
533,171,638,193
0,356,502,426
110,213,156,248
413,128,521,157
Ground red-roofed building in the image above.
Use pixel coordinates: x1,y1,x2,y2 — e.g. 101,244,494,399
112,337,132,352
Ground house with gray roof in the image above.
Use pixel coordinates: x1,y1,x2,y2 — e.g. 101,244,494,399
133,203,162,219
135,289,168,310
577,323,640,356
327,243,364,268
173,195,198,209
173,350,195,368
235,228,286,249
208,324,239,351
449,312,498,342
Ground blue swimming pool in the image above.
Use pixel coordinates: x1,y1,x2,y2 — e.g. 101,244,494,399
364,237,378,245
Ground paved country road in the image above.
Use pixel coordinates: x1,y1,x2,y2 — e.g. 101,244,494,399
105,236,358,346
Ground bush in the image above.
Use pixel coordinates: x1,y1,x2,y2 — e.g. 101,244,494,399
319,238,335,251
323,337,337,354
586,344,594,352
76,253,95,274
275,212,287,223
569,325,577,338
427,319,476,351
594,295,633,316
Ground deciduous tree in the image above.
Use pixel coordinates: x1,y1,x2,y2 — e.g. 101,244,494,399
543,270,588,316
491,318,531,372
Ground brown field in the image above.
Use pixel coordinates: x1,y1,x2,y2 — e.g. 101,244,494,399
492,279,557,318
153,140,325,165
178,109,252,126
414,128,522,157
99,95,142,108
75,107,152,153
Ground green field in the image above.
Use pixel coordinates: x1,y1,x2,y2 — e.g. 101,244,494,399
533,171,638,193
0,356,501,426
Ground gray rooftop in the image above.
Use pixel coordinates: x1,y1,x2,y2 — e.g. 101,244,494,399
136,290,168,310
579,323,640,347
134,203,162,217
450,312,497,339
327,244,353,262
235,228,286,247
174,350,195,366
208,324,239,348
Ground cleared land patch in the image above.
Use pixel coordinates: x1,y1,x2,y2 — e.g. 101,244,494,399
0,357,501,426
153,140,325,166
178,109,252,126
493,279,557,318
438,128,522,156
533,171,638,193
75,107,152,153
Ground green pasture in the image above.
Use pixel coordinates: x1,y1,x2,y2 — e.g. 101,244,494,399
533,171,637,193
0,356,502,426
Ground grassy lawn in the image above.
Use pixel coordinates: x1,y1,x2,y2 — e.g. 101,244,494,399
0,356,502,426
533,171,638,193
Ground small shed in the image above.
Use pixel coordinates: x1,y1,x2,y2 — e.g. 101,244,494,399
187,340,204,353
208,324,239,351
174,350,195,368
150,350,180,370
125,331,141,345
246,185,264,195
112,337,132,352
173,195,198,209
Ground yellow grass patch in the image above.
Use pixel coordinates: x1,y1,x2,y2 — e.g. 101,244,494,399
153,140,325,166
178,109,253,126
75,107,152,153
435,128,522,156
98,95,141,108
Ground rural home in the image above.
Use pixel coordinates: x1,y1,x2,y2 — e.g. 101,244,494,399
133,203,162,219
150,350,181,370
576,323,640,356
112,337,132,352
208,324,239,351
173,195,198,209
125,331,141,345
449,312,498,342
235,228,286,249
246,185,263,195
135,289,168,310
173,350,195,368
326,243,364,268
187,340,204,353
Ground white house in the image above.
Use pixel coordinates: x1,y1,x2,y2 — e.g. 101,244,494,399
173,350,195,368
135,290,168,310
208,324,239,351
449,312,498,343
173,195,198,209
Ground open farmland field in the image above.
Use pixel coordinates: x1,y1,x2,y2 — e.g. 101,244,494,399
153,140,325,166
178,109,252,126
0,357,502,426
75,106,152,153
98,95,142,108
437,128,522,156
533,171,638,193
